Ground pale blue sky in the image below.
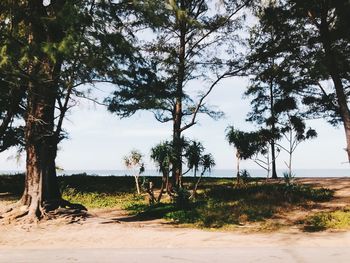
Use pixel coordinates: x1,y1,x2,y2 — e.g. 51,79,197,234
0,76,348,171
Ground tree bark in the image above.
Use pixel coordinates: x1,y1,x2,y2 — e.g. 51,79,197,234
190,171,203,199
172,103,183,188
269,61,278,179
157,170,168,202
236,152,240,185
319,8,350,162
21,76,61,219
171,0,186,188
18,1,65,220
134,175,141,195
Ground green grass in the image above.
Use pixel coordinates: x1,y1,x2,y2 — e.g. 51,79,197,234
0,174,336,230
305,208,350,231
123,180,334,229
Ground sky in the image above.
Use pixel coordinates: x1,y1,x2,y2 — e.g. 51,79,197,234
0,77,348,172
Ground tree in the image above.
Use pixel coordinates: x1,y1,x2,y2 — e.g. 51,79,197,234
106,0,249,188
226,126,267,182
0,1,140,221
244,11,286,179
150,141,173,202
124,150,144,195
184,140,204,178
277,115,317,177
191,153,215,198
248,0,350,162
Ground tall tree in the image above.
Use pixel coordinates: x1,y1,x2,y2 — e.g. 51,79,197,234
106,0,249,188
249,0,350,162
0,0,139,221
245,24,282,179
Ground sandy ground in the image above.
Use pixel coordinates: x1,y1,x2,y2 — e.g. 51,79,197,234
1,178,350,262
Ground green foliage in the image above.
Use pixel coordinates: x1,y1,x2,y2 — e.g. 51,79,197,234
200,153,216,175
185,140,204,175
248,0,350,126
62,188,123,209
59,175,145,209
150,141,173,175
0,0,143,157
226,126,268,159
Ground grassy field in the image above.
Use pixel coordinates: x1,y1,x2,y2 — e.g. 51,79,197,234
2,173,350,231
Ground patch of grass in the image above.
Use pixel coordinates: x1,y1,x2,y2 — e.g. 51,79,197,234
128,183,333,229
305,208,350,231
62,187,144,209
126,181,334,229
0,174,335,231
206,183,333,204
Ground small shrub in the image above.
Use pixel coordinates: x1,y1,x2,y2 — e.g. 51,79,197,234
165,210,199,224
172,187,191,209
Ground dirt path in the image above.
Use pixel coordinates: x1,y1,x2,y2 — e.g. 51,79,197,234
1,214,350,249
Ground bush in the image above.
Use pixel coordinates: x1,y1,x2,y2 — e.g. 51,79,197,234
172,187,191,209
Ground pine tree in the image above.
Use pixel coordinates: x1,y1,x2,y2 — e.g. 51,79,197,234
248,0,350,162
107,0,249,187
0,0,140,221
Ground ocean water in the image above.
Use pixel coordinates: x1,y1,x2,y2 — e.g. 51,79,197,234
0,169,349,178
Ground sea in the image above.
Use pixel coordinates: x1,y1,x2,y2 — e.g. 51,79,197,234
0,169,349,178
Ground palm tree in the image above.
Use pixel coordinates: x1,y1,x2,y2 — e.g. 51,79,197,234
184,140,204,178
150,141,173,202
191,153,216,199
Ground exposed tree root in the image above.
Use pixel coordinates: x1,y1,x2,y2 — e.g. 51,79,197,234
0,198,88,225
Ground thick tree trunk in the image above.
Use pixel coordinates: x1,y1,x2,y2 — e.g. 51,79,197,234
20,80,61,219
319,11,350,162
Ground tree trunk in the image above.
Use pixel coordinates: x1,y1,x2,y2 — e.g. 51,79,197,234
319,10,350,162
190,171,203,199
20,79,61,219
270,140,278,179
289,151,292,178
269,74,278,179
134,175,141,195
172,104,183,188
157,170,168,203
172,0,186,188
236,152,240,185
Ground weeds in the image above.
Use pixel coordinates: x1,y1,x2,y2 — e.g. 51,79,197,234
305,209,350,231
